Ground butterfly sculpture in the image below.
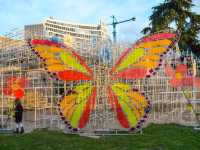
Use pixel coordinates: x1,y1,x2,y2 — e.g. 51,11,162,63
165,63,200,112
165,63,200,88
3,77,28,99
29,30,179,132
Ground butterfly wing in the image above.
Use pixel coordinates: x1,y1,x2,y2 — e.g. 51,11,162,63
30,39,93,81
108,30,180,130
111,30,180,79
30,39,95,130
3,77,28,99
58,83,96,130
107,83,150,130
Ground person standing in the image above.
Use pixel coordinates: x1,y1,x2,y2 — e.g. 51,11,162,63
14,99,24,134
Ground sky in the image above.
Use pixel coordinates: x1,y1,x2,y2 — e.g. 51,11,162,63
0,0,199,42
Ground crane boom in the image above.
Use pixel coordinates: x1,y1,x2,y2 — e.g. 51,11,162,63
108,17,135,25
108,15,135,43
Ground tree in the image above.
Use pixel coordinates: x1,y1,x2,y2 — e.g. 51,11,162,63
142,0,200,55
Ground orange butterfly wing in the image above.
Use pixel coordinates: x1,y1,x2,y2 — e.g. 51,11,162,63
30,39,95,130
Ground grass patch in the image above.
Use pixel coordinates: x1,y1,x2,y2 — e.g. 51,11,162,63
0,124,200,150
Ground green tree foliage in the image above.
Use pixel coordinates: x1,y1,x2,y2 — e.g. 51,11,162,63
142,0,200,55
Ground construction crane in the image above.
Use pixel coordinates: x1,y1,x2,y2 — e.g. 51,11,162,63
108,15,135,43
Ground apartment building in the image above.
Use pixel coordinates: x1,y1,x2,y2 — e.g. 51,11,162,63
25,17,110,53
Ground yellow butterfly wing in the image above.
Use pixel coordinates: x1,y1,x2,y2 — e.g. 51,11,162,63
111,30,180,79
107,83,150,130
108,30,180,130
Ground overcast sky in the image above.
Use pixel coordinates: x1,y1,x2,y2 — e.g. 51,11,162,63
0,0,199,42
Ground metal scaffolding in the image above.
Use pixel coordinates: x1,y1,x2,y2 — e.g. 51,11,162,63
0,29,200,133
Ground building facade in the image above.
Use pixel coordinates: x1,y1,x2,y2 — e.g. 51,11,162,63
24,17,110,53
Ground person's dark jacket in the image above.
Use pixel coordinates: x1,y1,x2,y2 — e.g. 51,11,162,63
15,102,23,123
